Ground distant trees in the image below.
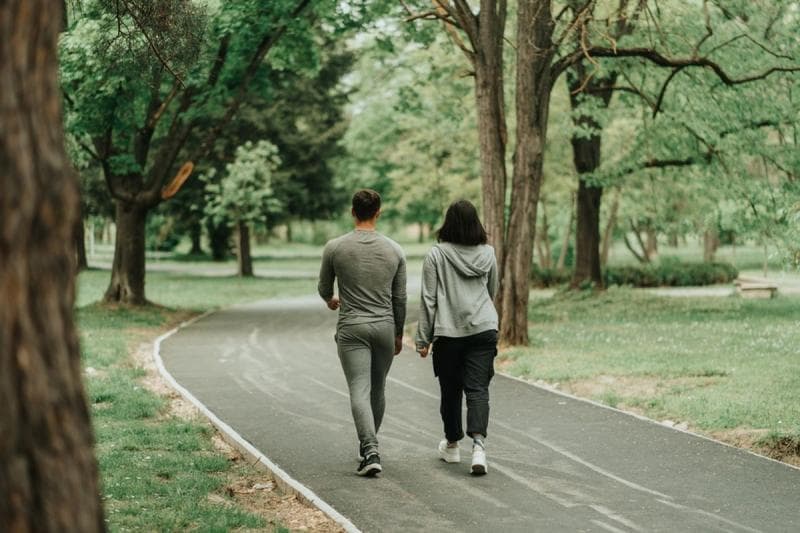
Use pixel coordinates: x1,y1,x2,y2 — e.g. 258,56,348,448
62,0,320,303
203,141,282,276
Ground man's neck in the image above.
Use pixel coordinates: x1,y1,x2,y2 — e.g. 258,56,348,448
354,220,377,231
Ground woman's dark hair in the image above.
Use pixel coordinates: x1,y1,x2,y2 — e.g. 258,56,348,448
436,200,488,246
352,189,381,221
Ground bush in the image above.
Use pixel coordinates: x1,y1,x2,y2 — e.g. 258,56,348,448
604,261,738,288
531,265,572,288
531,261,739,288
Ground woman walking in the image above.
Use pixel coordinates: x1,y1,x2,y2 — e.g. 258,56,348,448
415,200,499,475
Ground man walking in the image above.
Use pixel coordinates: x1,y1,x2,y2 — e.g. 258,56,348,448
318,189,407,476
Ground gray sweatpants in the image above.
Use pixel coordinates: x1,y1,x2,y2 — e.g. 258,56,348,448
336,320,395,455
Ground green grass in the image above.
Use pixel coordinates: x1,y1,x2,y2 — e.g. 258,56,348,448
77,269,315,309
503,288,800,450
77,271,311,531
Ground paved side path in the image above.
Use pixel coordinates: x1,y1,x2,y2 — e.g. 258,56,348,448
160,296,799,532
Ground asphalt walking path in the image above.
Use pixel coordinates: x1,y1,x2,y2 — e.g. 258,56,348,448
160,294,800,532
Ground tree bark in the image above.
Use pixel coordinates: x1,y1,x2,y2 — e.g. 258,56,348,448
104,200,147,304
189,221,203,255
536,201,552,269
556,193,575,272
601,188,621,266
498,0,555,346
75,217,89,271
0,1,105,530
567,58,615,289
703,228,719,262
472,7,508,266
572,180,604,287
646,227,658,260
236,221,253,277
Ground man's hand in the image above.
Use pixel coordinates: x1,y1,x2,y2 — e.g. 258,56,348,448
326,297,340,311
417,345,430,358
394,335,403,355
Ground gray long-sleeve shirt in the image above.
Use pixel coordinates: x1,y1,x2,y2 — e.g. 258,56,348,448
415,242,498,350
318,230,407,336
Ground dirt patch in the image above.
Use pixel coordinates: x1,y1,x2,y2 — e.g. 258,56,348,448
561,374,721,403
711,429,800,468
132,325,344,532
225,475,344,532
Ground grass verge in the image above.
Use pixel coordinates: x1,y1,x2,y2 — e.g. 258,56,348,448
78,271,341,531
500,287,800,465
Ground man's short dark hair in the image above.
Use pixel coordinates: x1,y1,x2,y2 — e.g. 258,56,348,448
352,189,381,221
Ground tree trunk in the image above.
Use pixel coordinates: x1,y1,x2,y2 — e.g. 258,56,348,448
536,201,552,269
236,221,253,277
189,221,203,255
601,188,620,266
556,193,575,272
207,221,230,261
646,227,658,260
0,1,105,530
498,0,555,346
703,229,719,262
285,220,293,243
572,181,604,287
473,29,508,266
75,217,89,271
104,200,147,304
567,58,615,289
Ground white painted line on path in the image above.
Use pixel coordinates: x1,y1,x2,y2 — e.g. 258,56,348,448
152,312,361,533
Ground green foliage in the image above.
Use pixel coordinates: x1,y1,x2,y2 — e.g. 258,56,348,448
531,260,739,288
203,141,282,228
604,261,739,288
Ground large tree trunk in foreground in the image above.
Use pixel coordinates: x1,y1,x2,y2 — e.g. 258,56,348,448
0,1,105,530
104,200,147,304
498,0,555,346
236,221,253,277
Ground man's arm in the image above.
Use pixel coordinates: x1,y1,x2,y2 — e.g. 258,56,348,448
318,243,339,310
391,254,407,353
415,252,437,357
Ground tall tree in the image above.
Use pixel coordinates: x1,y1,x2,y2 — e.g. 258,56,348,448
406,0,799,344
0,0,104,530
62,0,317,304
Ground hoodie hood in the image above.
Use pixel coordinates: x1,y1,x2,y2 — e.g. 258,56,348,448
434,242,495,277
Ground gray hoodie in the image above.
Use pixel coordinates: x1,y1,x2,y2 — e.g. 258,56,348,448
415,242,498,349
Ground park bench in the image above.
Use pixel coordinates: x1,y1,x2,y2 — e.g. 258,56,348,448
734,277,778,299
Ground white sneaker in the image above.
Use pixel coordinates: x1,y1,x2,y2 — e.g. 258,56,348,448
438,439,461,463
471,442,487,475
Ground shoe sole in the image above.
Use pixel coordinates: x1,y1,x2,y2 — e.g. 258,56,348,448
357,464,382,477
440,454,461,463
471,463,487,475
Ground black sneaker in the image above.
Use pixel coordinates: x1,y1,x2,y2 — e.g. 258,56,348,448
358,443,367,461
357,453,382,477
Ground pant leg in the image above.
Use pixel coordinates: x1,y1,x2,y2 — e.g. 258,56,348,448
368,321,396,436
337,324,379,453
462,330,497,438
432,337,465,442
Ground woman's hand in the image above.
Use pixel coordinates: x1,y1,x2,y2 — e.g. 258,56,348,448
417,345,430,358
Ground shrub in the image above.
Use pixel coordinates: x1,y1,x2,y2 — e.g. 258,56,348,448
531,261,739,288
